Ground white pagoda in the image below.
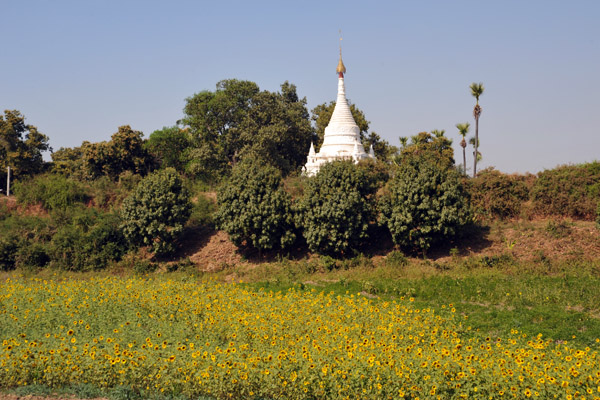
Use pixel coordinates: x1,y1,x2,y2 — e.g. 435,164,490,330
303,49,375,176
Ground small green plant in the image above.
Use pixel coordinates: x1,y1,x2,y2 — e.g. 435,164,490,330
386,250,409,267
449,247,460,257
545,219,573,238
505,239,517,250
133,259,158,274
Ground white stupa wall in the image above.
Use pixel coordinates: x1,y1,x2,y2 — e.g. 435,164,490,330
303,72,374,176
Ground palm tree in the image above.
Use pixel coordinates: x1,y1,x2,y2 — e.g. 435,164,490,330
431,129,446,138
455,122,470,175
470,82,484,177
399,136,408,149
469,136,482,164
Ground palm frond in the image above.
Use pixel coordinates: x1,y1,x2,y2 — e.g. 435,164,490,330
469,82,485,101
455,122,470,137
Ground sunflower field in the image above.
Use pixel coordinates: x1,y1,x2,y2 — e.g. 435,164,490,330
1,275,599,399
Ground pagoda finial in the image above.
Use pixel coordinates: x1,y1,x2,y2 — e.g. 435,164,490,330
336,30,346,77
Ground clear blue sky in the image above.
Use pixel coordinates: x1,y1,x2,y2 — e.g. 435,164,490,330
1,0,599,173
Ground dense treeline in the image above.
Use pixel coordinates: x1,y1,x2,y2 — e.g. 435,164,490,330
1,78,600,271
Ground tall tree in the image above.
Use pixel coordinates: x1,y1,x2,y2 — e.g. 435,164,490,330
470,82,484,177
362,131,398,162
397,131,455,168
455,122,470,175
469,136,482,163
82,125,153,179
0,110,51,182
145,126,190,172
182,80,315,179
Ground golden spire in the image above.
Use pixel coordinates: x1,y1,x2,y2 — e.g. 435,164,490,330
336,30,346,76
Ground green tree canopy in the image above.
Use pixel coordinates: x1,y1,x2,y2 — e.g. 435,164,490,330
120,168,192,255
380,153,471,252
395,131,455,168
182,79,315,180
82,125,154,180
215,160,296,252
296,161,376,256
0,110,51,181
145,126,190,172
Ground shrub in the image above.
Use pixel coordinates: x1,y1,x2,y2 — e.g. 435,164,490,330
296,161,375,256
14,174,87,211
379,154,471,252
467,168,531,220
0,234,20,271
15,242,50,269
216,162,295,252
120,168,192,255
50,208,127,271
530,162,600,219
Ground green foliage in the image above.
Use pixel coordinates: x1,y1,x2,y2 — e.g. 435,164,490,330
51,146,85,177
82,125,154,180
385,250,408,268
216,161,296,251
0,110,51,180
120,168,192,255
182,80,315,180
361,131,398,162
188,194,216,227
0,234,19,271
0,215,52,271
395,131,455,167
467,168,531,220
545,219,573,238
15,242,50,270
14,173,88,211
380,154,471,252
133,259,158,274
530,162,600,219
145,126,190,172
49,208,127,271
597,202,600,230
88,172,142,210
296,161,375,256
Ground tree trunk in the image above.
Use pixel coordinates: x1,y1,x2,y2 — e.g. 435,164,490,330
463,147,466,176
473,115,479,177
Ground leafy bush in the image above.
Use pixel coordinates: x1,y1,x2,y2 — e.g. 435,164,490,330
530,162,600,219
15,242,50,269
14,174,87,211
296,161,375,256
0,215,52,271
189,194,216,227
466,168,531,220
216,162,295,252
49,208,127,271
88,172,142,209
379,154,471,252
0,234,20,271
385,250,409,268
120,168,192,255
